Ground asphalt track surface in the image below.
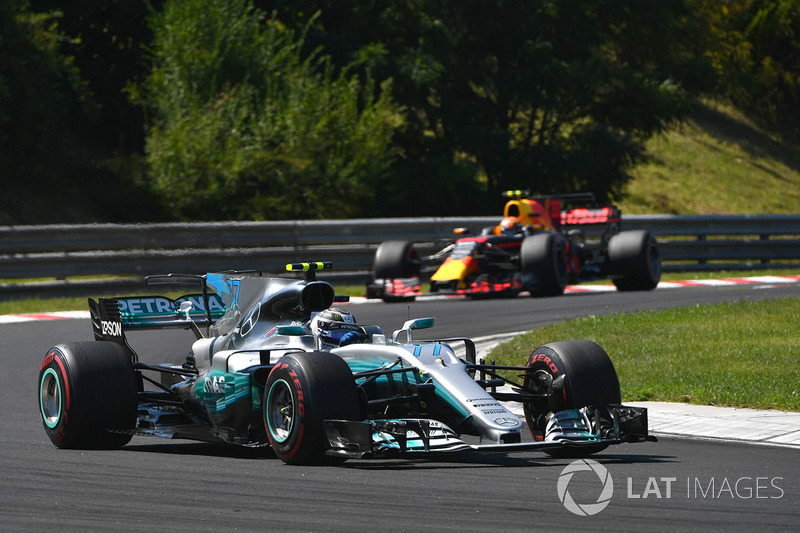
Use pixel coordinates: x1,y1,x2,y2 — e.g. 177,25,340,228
3,283,800,531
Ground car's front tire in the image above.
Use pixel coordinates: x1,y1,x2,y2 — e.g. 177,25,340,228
372,240,421,302
373,240,420,279
264,352,360,465
38,342,137,449
522,340,621,457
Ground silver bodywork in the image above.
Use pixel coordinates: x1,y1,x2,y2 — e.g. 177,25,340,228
333,340,524,444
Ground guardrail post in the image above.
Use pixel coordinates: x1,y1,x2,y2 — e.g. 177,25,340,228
697,234,707,266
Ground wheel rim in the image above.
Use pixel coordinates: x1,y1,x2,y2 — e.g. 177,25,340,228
266,379,294,443
524,368,555,438
40,369,62,429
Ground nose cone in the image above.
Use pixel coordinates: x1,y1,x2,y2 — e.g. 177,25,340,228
430,257,478,287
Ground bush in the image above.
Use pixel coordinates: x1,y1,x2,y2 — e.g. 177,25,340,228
141,0,399,220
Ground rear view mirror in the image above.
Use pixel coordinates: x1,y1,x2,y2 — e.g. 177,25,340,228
392,317,434,343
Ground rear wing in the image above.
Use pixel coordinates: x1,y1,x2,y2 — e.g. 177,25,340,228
89,265,343,345
502,190,619,231
89,272,231,345
89,293,226,339
522,193,621,229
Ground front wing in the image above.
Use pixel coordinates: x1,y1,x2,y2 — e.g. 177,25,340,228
324,405,654,459
366,278,421,300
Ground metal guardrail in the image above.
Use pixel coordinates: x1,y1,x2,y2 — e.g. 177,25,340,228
624,215,800,269
2,215,799,299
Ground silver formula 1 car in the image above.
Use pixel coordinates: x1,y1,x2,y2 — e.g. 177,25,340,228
38,262,654,465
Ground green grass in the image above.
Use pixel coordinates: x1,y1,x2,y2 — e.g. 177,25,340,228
0,297,95,315
660,269,798,281
619,100,800,215
487,298,800,411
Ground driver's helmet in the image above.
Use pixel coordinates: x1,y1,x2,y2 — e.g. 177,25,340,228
499,216,522,236
310,307,365,348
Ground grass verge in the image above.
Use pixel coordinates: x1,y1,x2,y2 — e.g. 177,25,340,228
619,100,800,215
487,297,800,411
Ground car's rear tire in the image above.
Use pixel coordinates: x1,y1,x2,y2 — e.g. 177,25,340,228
373,240,420,279
522,340,621,457
520,233,568,296
38,342,137,449
373,240,421,302
608,230,661,291
264,352,360,465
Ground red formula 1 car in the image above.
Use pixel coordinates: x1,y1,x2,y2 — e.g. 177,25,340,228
367,191,660,302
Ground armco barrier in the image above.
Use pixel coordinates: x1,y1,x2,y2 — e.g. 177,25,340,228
1,214,799,299
623,214,800,269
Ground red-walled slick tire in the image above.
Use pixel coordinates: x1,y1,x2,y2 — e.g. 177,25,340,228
38,342,137,449
264,352,360,465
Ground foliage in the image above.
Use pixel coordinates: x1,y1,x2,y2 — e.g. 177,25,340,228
0,0,164,224
141,0,399,220
0,1,84,222
28,0,160,155
266,0,702,207
705,0,800,141
2,0,800,223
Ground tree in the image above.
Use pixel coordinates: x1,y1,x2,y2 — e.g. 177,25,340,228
1,0,165,224
0,1,91,222
29,0,162,155
707,0,800,139
141,0,399,220
266,0,702,209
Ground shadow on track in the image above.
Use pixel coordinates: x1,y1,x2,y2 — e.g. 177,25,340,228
340,451,676,471
120,436,675,469
123,440,276,460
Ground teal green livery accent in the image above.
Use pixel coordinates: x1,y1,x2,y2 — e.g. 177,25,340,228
195,371,252,428
276,325,307,336
342,350,473,430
